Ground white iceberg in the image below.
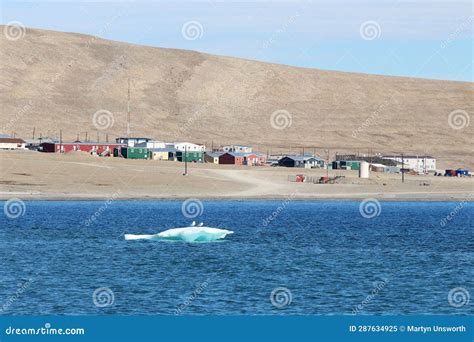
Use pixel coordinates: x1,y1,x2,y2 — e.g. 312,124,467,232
124,224,233,243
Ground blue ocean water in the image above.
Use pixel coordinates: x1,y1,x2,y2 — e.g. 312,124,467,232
0,200,472,315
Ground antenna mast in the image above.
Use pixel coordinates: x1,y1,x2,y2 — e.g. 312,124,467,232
127,78,131,138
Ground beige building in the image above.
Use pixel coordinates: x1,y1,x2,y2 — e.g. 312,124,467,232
150,147,177,161
0,138,26,150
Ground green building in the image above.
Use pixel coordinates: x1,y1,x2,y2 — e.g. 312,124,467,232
332,160,361,170
120,146,150,159
176,151,204,162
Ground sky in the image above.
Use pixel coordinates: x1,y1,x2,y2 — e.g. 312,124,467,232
1,0,473,82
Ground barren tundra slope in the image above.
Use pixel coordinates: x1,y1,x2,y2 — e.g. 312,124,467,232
0,27,472,166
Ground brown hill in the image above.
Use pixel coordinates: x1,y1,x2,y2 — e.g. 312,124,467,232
1,27,472,167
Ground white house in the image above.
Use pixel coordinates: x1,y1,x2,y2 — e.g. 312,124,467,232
0,138,26,150
135,140,172,149
115,137,151,147
222,145,252,153
381,155,436,172
174,142,206,152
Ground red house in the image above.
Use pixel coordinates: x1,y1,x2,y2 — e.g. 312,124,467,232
41,142,125,154
244,153,266,166
218,152,266,165
218,152,245,165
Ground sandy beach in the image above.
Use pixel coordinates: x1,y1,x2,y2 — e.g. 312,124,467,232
0,150,472,201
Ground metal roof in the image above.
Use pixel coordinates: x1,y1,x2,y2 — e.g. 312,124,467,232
42,141,123,145
116,137,151,140
382,155,434,159
281,155,323,161
149,147,177,152
227,152,259,157
0,138,25,143
223,144,252,148
206,152,225,157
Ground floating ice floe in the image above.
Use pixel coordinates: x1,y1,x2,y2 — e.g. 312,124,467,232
124,222,233,243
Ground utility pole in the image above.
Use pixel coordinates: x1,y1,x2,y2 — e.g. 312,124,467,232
183,145,188,176
32,127,35,140
326,149,330,178
59,129,63,153
106,133,109,143
97,132,99,143
401,153,405,183
85,131,88,142
39,133,42,144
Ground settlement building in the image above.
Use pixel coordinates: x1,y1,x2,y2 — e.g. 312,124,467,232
214,152,266,165
369,163,386,172
41,142,124,155
243,152,266,165
381,155,436,172
332,160,361,170
116,137,151,147
222,145,252,153
174,142,206,152
149,147,177,161
204,152,224,164
119,146,150,159
218,152,246,165
278,156,325,168
0,138,26,150
135,140,172,149
176,151,204,162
